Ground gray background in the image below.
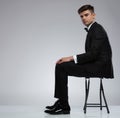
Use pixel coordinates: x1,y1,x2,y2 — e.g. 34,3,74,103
0,0,120,107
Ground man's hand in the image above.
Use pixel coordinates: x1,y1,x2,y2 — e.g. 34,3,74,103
56,56,74,64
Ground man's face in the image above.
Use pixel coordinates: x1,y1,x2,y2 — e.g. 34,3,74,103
80,10,95,26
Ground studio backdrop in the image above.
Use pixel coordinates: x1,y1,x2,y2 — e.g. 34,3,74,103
0,0,120,106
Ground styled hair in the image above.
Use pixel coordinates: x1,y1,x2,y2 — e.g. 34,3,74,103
78,4,94,14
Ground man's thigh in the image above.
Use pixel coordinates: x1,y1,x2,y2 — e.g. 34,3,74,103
58,61,87,77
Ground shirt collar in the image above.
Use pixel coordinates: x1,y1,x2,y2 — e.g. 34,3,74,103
85,21,95,31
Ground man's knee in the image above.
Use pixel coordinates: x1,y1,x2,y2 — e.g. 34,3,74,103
55,63,63,70
55,62,69,72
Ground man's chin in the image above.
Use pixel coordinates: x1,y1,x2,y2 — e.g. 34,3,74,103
83,22,88,26
84,24,89,27
84,23,91,27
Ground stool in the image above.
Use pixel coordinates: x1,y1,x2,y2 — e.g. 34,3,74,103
83,77,110,113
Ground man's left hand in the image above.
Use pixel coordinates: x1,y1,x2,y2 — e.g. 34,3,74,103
56,56,73,64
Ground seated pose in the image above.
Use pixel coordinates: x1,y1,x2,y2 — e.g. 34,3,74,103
44,4,114,115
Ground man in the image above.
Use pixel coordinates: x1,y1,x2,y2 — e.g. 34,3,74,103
44,4,114,115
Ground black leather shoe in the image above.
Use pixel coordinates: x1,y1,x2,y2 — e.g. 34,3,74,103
44,103,70,115
46,100,60,110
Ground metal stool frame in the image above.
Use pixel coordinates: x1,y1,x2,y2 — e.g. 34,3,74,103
83,77,110,113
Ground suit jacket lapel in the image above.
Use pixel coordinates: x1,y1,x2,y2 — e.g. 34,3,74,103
85,22,97,52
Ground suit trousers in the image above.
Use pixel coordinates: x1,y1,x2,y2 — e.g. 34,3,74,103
54,61,87,101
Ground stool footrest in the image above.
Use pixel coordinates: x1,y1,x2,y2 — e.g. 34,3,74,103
86,105,106,107
87,103,101,105
86,103,106,107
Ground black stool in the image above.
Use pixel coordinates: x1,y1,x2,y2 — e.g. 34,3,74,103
83,77,110,113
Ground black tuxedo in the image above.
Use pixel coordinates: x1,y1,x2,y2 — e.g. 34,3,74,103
54,22,114,100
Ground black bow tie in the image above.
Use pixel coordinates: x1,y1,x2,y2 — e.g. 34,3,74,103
84,28,89,32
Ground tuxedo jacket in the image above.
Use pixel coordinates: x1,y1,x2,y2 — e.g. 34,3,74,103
77,22,114,78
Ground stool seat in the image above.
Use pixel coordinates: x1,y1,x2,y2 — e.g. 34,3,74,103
83,77,110,113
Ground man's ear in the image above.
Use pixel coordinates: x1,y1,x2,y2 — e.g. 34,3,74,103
93,13,96,17
92,13,96,19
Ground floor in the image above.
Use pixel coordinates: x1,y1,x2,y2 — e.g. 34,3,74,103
0,106,120,118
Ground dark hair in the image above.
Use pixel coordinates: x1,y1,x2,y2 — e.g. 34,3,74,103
78,4,94,14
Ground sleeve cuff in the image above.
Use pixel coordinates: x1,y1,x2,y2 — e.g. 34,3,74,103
73,55,77,64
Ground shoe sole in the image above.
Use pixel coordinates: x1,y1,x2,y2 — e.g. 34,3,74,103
45,111,70,115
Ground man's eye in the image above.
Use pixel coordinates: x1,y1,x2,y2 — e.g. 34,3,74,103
85,14,89,17
80,15,83,18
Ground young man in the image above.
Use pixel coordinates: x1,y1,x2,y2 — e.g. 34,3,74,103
44,4,114,115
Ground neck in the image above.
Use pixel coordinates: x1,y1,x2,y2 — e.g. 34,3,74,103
87,21,95,27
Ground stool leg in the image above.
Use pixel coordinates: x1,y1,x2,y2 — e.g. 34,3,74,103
101,79,110,113
100,78,102,110
83,78,90,113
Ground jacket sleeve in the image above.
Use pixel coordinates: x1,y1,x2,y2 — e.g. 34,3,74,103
77,26,107,64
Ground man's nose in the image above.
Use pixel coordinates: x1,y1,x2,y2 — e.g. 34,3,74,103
82,16,86,21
